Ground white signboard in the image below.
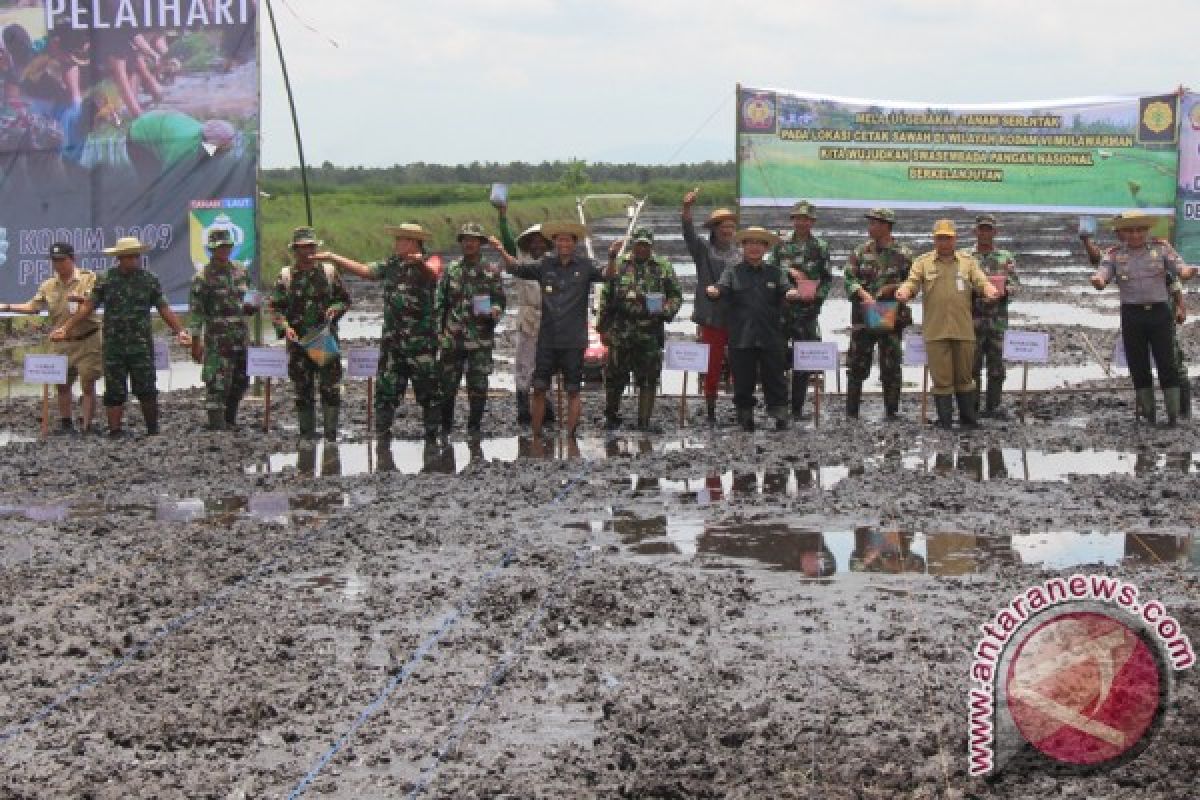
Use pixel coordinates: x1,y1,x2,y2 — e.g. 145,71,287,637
23,354,68,385
903,331,927,366
153,337,170,371
1003,330,1050,363
1112,336,1128,370
792,341,839,372
249,492,290,521
664,341,710,372
247,347,289,379
347,347,380,379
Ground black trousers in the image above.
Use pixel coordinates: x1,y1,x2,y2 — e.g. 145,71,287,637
1121,303,1178,390
730,346,787,411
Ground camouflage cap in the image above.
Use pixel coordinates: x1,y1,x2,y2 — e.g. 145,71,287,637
456,221,488,242
289,226,322,248
789,200,817,219
631,227,654,244
48,242,75,259
207,228,235,247
974,213,997,227
864,208,896,224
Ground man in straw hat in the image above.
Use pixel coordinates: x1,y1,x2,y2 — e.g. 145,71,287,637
1089,210,1189,426
325,222,442,440
705,226,805,431
969,214,1019,419
508,220,616,437
844,208,914,420
51,236,190,437
682,188,739,425
187,228,255,431
2,242,102,434
895,220,999,429
436,222,508,435
269,226,351,440
771,200,832,421
497,203,555,427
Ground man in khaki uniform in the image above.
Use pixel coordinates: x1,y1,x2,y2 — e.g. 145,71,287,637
896,220,999,429
1,242,102,433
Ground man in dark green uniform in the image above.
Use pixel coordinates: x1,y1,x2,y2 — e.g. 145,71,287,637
843,209,914,419
771,200,832,420
324,223,442,440
969,214,1019,418
269,227,352,440
436,222,508,434
597,227,683,431
188,228,256,430
51,236,191,437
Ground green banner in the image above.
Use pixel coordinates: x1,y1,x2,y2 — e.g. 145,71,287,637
1176,92,1200,262
738,87,1179,215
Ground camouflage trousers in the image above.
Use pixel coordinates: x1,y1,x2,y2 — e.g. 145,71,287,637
605,332,663,395
102,332,156,406
287,342,342,409
377,344,440,412
441,346,493,404
202,338,249,412
973,324,1006,386
847,329,902,389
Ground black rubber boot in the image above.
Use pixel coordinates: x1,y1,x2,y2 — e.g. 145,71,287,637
297,406,317,438
636,389,660,432
956,391,979,429
516,390,531,426
205,409,226,431
138,395,160,435
440,397,455,433
543,394,557,425
375,404,395,438
934,395,955,429
737,407,755,432
705,396,717,426
985,381,1007,419
1179,380,1191,420
791,373,808,420
467,396,486,434
883,387,900,420
422,404,440,442
322,405,339,442
1135,388,1156,425
1163,387,1181,429
846,381,862,419
225,390,244,429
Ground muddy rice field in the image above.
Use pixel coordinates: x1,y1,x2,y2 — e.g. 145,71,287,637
0,208,1196,798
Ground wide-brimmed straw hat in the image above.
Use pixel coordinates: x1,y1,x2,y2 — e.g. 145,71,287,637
1112,210,1159,231
102,237,152,256
516,224,548,251
542,221,587,241
704,208,738,228
736,226,781,247
384,222,430,242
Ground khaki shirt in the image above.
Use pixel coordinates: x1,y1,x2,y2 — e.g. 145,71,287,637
901,251,991,341
31,269,100,336
1097,242,1181,306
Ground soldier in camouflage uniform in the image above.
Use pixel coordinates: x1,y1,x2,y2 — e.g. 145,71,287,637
52,237,191,437
325,222,443,440
770,200,832,420
436,222,508,434
843,209,913,419
969,214,1019,418
269,227,351,440
188,228,255,430
596,227,683,431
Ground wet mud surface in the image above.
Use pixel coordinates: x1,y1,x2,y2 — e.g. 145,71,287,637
0,208,1197,797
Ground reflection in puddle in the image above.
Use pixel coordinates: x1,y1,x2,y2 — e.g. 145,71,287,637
246,436,706,477
0,492,345,525
604,514,1195,577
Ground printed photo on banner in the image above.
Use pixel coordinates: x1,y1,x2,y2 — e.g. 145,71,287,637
0,0,259,307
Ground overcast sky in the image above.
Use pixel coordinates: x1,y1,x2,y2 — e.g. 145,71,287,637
260,0,1198,168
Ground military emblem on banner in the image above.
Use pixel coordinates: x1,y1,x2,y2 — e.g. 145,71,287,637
1137,94,1178,144
740,90,777,133
189,201,256,269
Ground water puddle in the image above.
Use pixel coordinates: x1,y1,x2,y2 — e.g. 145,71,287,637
601,515,1195,577
289,568,369,601
0,492,346,525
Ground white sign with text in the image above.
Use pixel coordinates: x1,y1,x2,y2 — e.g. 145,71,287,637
664,341,710,372
1003,330,1050,363
23,354,68,384
792,341,839,372
347,347,379,379
247,347,289,379
903,331,927,366
153,337,170,371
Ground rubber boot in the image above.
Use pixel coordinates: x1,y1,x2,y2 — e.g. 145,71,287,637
956,391,979,429
224,390,244,429
636,389,659,432
1135,388,1156,425
516,390,531,426
705,395,717,427
1179,380,1191,420
934,395,955,429
421,403,440,442
205,408,226,431
985,381,1007,419
440,397,455,433
322,405,339,441
737,407,754,432
543,393,557,425
1163,387,1181,429
106,406,124,438
375,403,395,438
467,396,486,434
773,407,790,431
846,381,862,419
883,387,900,420
604,386,623,431
297,405,317,438
138,395,159,435
56,418,75,435
791,373,808,420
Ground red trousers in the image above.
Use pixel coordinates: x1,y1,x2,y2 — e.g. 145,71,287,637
698,325,729,398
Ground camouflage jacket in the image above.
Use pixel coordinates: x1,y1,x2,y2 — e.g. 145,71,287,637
269,263,351,341
370,255,440,349
771,234,832,323
844,239,914,327
90,267,165,340
596,255,683,342
436,257,506,350
188,259,251,346
969,247,1018,323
